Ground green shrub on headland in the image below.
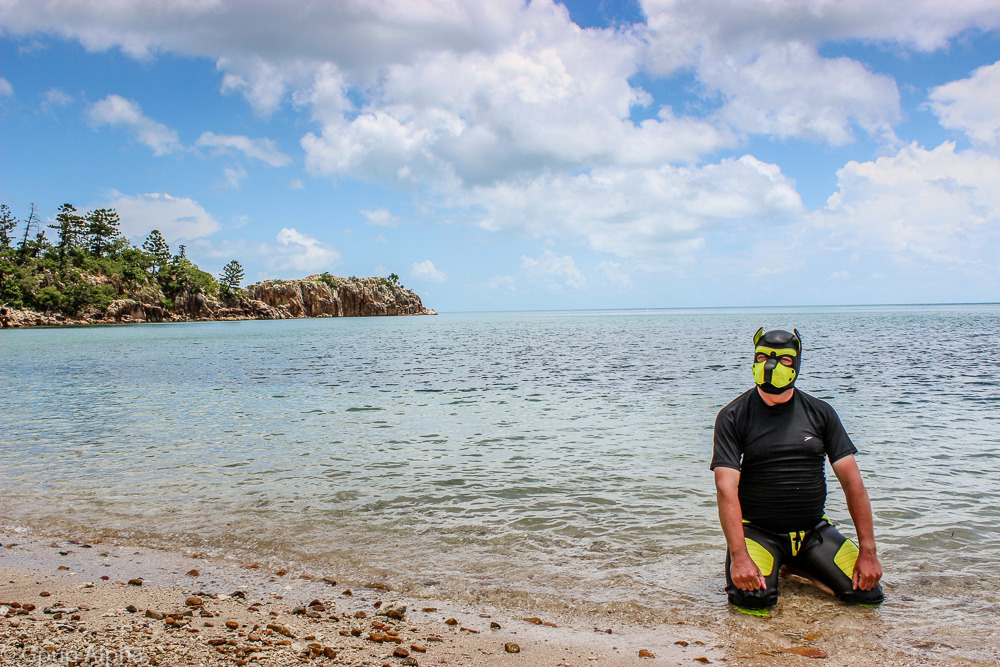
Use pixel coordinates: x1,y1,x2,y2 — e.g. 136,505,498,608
0,201,421,323
0,201,223,316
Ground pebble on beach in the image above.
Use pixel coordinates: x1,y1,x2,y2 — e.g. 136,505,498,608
782,646,828,658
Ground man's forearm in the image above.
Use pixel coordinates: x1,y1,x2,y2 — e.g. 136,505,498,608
844,481,878,553
715,473,749,558
835,456,879,553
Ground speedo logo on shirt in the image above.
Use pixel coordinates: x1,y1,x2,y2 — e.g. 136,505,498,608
804,436,813,441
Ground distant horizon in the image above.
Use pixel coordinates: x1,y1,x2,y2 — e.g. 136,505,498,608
433,301,1000,315
2,1,999,312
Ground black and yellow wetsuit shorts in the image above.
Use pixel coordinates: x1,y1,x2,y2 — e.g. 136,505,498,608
725,519,885,609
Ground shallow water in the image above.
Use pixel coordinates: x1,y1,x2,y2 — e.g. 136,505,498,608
3,306,1000,662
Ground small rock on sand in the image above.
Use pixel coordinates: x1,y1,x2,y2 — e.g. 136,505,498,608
377,602,406,620
781,646,828,658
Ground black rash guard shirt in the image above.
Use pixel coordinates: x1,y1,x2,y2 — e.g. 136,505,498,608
711,388,857,533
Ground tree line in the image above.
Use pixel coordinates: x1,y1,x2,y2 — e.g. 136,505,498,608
1,202,245,315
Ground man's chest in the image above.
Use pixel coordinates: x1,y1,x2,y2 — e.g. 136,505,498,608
740,412,827,467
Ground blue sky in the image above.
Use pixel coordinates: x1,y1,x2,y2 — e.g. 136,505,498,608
2,1,1000,312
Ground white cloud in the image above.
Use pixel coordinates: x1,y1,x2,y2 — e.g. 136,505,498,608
108,192,220,241
195,131,291,166
817,142,1000,268
374,233,388,244
86,94,181,155
288,178,304,189
641,1,1000,73
466,155,803,260
702,41,900,145
268,227,341,273
361,207,399,227
597,260,634,289
0,78,14,97
638,1,1000,146
927,60,1000,146
222,164,247,190
41,87,73,113
218,57,289,117
411,259,447,282
521,249,586,289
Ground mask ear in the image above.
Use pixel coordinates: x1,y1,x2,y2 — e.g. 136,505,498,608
753,327,764,346
793,328,802,352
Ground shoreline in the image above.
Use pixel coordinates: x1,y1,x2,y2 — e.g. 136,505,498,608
3,526,994,665
0,532,721,666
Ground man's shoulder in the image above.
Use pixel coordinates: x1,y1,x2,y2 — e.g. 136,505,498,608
716,387,758,418
793,389,838,414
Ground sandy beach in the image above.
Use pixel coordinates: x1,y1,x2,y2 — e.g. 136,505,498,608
3,530,995,666
0,533,727,667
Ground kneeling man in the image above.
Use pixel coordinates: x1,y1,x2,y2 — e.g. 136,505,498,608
711,328,884,609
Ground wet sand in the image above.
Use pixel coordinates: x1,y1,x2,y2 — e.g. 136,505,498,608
0,533,721,666
4,530,988,666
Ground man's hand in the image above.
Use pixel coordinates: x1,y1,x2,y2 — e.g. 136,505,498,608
729,553,766,591
852,550,882,591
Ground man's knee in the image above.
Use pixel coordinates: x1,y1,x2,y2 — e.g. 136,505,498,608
726,584,778,609
836,584,884,606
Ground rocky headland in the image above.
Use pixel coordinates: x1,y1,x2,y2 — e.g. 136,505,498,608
0,275,436,328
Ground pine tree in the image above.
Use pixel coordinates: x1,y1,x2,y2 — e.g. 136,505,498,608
142,230,171,270
0,204,17,250
86,208,121,257
48,203,85,265
220,259,245,295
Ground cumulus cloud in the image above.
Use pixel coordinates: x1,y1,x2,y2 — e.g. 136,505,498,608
641,0,1000,72
86,94,181,155
411,259,447,282
521,249,586,290
0,78,13,97
702,41,900,145
817,142,1000,267
637,1,1000,145
267,227,341,273
108,192,220,241
927,60,1000,146
466,155,803,259
299,19,732,188
195,131,291,166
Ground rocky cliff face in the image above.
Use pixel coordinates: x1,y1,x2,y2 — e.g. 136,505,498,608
0,275,435,328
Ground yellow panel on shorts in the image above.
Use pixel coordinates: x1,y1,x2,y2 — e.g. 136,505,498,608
744,538,774,576
834,540,860,578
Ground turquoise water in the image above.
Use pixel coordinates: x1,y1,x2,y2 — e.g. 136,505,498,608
3,306,1000,661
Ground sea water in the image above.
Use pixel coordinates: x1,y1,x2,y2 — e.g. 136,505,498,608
2,306,1000,661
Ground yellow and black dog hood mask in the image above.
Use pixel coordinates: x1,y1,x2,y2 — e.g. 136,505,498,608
752,328,802,395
